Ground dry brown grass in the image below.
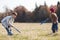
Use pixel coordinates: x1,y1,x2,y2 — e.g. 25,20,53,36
0,23,60,40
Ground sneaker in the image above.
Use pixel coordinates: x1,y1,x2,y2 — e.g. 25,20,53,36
8,32,13,36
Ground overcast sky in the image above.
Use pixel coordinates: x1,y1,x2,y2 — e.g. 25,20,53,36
0,0,60,12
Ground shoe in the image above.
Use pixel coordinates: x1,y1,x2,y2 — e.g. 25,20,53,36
51,33,58,36
8,32,13,36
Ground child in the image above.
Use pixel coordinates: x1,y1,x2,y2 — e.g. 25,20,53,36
1,12,17,35
50,7,58,35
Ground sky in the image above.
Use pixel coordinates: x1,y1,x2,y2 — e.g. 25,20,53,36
0,0,60,12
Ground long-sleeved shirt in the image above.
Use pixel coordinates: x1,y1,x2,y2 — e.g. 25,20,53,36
50,13,58,23
1,16,14,27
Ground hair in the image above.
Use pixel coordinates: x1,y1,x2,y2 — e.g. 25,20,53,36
12,12,17,16
50,8,55,13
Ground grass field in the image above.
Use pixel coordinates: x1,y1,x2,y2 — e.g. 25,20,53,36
0,23,60,40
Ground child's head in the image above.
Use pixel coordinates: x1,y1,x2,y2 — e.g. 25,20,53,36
50,6,57,13
50,7,55,13
11,12,17,18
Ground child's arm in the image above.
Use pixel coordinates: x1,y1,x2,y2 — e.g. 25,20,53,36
7,16,14,27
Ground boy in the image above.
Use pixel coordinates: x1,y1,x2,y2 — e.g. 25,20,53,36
50,7,58,35
1,12,17,35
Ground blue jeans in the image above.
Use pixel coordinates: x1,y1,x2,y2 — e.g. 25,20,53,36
2,22,13,35
5,26,13,35
52,23,58,33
